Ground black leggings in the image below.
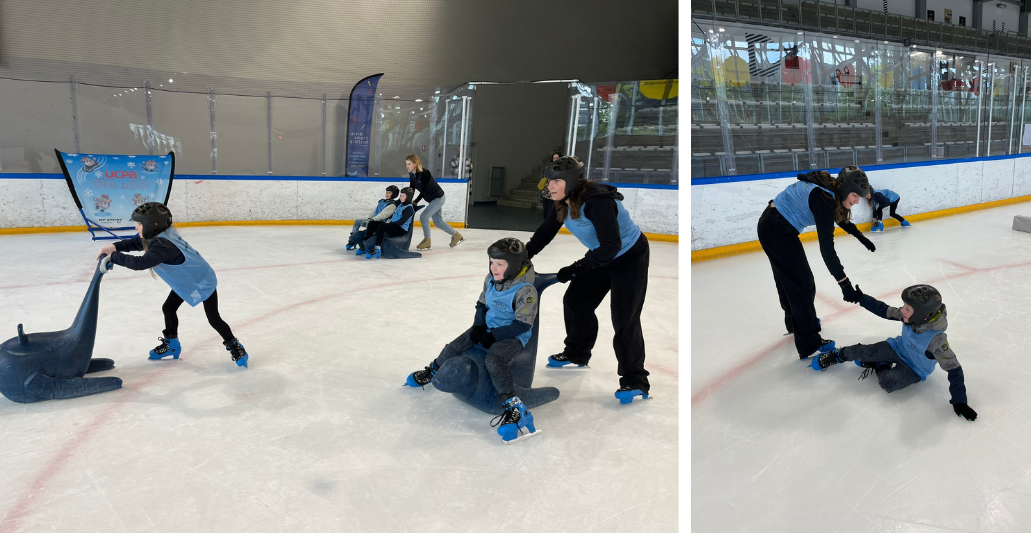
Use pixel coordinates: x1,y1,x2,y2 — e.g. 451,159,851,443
374,223,407,246
162,289,235,342
873,200,906,223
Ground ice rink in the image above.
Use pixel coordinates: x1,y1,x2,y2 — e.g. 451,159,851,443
692,203,1031,532
0,226,679,532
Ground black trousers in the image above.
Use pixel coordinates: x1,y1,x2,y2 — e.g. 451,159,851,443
364,220,383,240
561,235,650,392
373,223,407,246
838,341,922,393
757,204,826,357
873,200,906,223
162,289,235,343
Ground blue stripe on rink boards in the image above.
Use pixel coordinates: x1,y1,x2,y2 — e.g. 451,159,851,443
691,152,1031,186
0,173,679,189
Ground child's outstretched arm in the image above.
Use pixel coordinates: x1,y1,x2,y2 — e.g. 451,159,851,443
109,238,183,271
927,334,976,421
857,289,904,321
97,235,144,258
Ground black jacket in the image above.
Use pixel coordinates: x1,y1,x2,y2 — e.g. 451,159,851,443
526,183,643,269
409,169,444,205
110,235,185,270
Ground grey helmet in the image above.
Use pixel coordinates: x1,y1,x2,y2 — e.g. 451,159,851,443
487,238,530,281
901,285,943,325
544,156,586,196
835,166,871,202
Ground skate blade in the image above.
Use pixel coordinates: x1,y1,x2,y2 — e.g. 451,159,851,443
546,360,588,369
503,428,542,444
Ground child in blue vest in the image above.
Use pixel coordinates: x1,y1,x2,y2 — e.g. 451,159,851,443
346,185,399,250
810,284,977,421
406,238,541,443
96,202,249,368
868,188,910,231
360,187,416,259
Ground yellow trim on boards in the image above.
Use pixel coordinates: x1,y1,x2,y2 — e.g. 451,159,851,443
691,194,1031,263
0,220,680,242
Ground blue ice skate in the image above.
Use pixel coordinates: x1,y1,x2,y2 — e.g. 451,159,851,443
365,247,382,260
149,337,181,360
811,349,846,370
492,396,540,443
345,242,357,251
615,386,650,404
799,338,835,361
546,352,588,368
901,220,911,227
224,338,248,368
405,361,439,388
871,221,884,232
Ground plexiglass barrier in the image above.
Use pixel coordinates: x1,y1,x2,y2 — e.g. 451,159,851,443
690,19,1031,179
0,75,474,178
565,79,679,185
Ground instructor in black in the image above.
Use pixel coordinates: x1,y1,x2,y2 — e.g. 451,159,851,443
757,166,874,360
525,156,651,404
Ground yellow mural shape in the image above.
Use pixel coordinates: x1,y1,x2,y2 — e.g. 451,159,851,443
715,56,750,87
639,79,679,99
879,69,894,89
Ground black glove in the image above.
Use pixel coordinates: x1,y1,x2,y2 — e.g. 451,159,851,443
526,249,535,261
854,284,865,299
839,278,860,303
479,332,496,349
469,326,487,343
857,235,876,252
951,401,978,421
557,260,585,283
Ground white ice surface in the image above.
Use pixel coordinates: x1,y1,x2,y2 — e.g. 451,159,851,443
692,203,1031,532
0,226,678,533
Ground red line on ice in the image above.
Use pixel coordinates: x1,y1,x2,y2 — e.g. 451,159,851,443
0,273,478,532
691,258,1031,406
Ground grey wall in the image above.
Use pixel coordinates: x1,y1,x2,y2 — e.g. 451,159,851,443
0,0,678,98
468,84,568,203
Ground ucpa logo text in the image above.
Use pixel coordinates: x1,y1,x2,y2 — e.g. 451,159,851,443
105,171,138,179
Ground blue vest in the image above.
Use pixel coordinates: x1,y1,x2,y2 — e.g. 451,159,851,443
876,189,900,206
151,227,217,307
373,199,394,217
563,200,642,259
390,204,414,231
485,280,533,347
774,181,836,233
886,326,940,380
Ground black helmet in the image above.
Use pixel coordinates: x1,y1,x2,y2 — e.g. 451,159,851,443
836,166,871,202
487,238,530,281
901,285,943,325
544,156,586,196
386,185,400,201
398,187,415,205
130,202,172,239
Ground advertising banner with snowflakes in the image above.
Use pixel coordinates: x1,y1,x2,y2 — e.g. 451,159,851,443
56,150,175,232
